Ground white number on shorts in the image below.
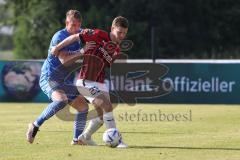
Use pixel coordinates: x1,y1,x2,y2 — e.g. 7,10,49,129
89,86,100,95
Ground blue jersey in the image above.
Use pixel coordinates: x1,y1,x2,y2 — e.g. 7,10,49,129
41,28,82,82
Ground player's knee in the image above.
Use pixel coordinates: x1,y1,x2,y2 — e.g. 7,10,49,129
93,95,112,112
93,98,103,107
51,90,68,101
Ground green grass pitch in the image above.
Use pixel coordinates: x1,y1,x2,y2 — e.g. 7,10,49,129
1,103,240,160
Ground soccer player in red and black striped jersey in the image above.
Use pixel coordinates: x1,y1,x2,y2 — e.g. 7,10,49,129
53,16,129,148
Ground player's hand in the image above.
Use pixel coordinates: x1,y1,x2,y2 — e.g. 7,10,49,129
80,28,93,35
82,41,96,53
51,46,59,56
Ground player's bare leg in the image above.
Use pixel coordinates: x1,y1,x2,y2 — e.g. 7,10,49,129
92,94,116,129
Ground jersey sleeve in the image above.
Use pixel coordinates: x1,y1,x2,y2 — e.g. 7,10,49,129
50,32,69,52
51,32,64,46
79,29,108,43
79,29,96,43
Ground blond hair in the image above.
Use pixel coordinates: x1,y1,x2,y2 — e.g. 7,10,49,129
112,16,129,28
66,10,82,22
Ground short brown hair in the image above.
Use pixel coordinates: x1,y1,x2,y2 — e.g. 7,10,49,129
66,10,82,22
112,16,129,28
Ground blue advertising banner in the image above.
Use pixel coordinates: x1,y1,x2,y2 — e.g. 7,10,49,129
142,63,240,104
0,60,239,104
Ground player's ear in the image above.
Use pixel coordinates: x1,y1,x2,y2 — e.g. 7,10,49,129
111,26,114,31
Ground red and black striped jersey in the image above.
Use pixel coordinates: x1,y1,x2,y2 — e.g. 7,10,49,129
78,29,120,83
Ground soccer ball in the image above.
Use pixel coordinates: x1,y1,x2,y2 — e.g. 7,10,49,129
103,128,121,148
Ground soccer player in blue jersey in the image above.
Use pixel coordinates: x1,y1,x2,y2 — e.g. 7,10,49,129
26,10,95,145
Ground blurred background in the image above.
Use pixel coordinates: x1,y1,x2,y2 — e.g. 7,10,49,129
1,0,240,60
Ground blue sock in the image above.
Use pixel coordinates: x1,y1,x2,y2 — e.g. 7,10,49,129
34,100,68,127
73,109,88,140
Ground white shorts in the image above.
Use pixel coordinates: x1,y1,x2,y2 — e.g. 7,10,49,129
76,79,110,103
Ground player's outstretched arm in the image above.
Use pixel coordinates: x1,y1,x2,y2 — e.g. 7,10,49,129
52,33,80,56
57,41,97,66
